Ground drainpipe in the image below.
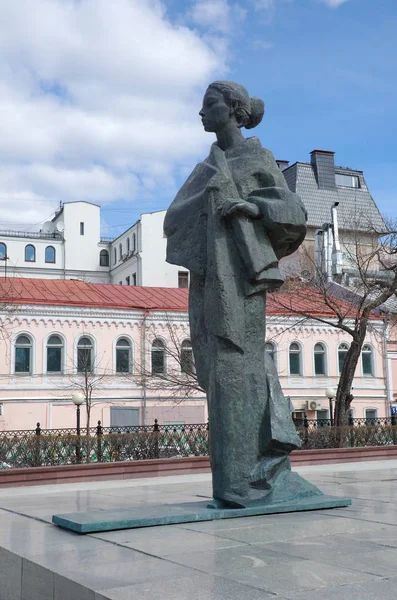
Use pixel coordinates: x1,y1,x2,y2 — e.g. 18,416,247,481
384,314,392,417
140,309,149,425
331,202,343,277
61,233,66,279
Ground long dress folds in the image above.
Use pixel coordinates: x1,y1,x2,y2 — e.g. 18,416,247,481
164,137,307,506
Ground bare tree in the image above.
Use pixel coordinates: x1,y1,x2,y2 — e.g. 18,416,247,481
61,345,110,432
131,314,204,400
272,220,397,426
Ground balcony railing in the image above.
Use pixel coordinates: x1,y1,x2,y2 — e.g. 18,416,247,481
0,230,62,240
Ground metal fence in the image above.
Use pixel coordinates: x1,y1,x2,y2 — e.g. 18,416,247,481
1,418,397,470
0,420,209,469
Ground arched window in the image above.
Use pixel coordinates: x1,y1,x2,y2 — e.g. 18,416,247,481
151,339,165,375
181,339,194,374
362,344,374,376
132,233,136,252
338,343,349,374
116,338,131,373
45,246,56,263
289,342,302,375
77,337,93,372
0,242,7,259
25,244,36,262
127,237,130,253
100,249,109,267
119,243,122,261
47,335,63,373
15,335,32,373
113,248,117,265
314,343,326,376
265,341,276,364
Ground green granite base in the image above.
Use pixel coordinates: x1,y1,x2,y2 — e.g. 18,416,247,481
52,496,351,534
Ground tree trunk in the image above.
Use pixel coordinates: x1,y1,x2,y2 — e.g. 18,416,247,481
334,331,366,426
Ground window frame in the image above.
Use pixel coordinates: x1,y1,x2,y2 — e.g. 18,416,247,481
180,339,194,374
178,271,189,289
24,244,36,262
362,344,374,376
151,338,166,375
289,341,302,376
100,249,109,267
45,245,56,264
113,248,117,265
46,334,64,374
76,336,94,373
365,407,378,425
14,333,34,375
338,342,349,374
314,342,327,376
0,242,7,260
265,341,277,368
115,337,132,374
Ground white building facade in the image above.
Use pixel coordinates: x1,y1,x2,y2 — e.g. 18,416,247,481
0,203,187,289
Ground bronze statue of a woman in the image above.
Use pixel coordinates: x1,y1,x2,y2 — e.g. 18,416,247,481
164,81,318,508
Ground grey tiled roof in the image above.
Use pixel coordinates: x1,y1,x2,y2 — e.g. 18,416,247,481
283,162,385,231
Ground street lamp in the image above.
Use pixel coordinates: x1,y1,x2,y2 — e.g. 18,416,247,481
72,392,84,436
325,387,336,426
72,392,84,464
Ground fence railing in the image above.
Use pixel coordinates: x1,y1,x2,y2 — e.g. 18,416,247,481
1,418,397,470
0,420,209,469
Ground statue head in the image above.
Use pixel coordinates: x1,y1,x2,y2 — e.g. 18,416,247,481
199,80,264,133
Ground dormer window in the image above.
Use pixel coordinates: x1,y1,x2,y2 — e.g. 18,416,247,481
335,174,360,188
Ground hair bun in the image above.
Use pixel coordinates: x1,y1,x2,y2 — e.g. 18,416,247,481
245,97,265,129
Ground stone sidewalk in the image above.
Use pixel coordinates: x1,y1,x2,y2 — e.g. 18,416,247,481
0,460,397,599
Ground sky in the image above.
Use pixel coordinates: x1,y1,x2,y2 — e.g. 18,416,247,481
0,0,396,238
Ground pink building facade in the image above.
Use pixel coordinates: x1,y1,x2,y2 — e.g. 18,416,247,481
0,278,392,431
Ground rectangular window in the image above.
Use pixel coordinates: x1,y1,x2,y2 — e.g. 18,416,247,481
132,273,137,286
77,348,92,372
116,349,130,373
15,348,31,373
47,348,62,373
314,353,325,376
317,409,329,426
289,354,300,375
178,271,189,289
335,174,360,188
80,222,85,235
365,409,377,425
126,276,130,286
152,352,165,374
362,353,373,376
338,352,347,374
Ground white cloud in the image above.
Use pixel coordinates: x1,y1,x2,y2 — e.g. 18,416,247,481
321,0,350,6
0,0,227,229
190,0,246,34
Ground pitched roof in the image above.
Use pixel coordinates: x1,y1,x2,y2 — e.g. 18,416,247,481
283,162,385,231
0,278,189,311
0,277,382,320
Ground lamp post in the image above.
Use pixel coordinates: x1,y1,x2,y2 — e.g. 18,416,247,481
72,392,84,435
72,392,84,463
325,387,336,426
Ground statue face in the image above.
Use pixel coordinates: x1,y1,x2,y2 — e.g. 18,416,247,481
199,88,231,133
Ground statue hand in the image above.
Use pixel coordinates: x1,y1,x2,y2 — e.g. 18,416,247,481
220,201,260,219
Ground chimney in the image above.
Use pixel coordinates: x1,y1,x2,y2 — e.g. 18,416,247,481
310,150,336,189
276,159,289,171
